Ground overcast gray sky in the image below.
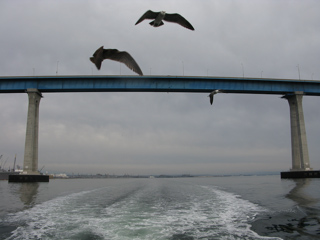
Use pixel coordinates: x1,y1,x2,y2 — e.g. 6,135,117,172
0,0,320,175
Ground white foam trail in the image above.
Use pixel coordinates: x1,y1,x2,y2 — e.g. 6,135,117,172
201,186,283,239
4,183,283,240
5,188,104,240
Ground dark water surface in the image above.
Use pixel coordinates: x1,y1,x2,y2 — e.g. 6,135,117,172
0,175,319,239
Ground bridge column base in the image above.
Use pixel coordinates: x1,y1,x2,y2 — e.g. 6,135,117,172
281,170,320,179
8,174,49,182
282,92,311,172
23,89,42,175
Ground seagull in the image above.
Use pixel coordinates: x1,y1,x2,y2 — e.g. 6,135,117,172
135,10,194,30
90,46,143,76
208,90,222,105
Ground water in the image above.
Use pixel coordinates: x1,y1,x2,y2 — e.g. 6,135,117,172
0,175,319,239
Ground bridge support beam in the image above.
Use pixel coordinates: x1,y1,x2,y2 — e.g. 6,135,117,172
282,91,313,175
10,88,49,182
23,89,42,175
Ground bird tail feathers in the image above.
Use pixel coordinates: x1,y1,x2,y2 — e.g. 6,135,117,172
149,21,164,27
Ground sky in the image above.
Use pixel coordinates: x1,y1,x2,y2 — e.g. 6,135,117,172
0,0,320,175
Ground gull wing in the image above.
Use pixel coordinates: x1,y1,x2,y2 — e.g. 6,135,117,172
163,13,194,30
90,46,104,70
103,49,143,76
209,94,214,105
90,57,102,70
135,10,159,25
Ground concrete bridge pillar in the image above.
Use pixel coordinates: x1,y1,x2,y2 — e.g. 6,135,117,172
282,91,311,171
23,89,42,175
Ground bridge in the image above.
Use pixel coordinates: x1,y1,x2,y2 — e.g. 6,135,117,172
1,75,320,94
1,75,320,180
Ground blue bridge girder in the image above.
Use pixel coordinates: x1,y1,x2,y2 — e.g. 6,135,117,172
1,75,320,95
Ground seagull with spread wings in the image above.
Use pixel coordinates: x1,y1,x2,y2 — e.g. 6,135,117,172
208,90,223,105
90,46,143,76
135,10,194,31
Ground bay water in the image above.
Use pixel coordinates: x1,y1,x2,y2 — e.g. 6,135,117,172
0,175,319,239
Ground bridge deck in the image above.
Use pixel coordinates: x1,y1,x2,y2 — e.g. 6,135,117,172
1,75,320,96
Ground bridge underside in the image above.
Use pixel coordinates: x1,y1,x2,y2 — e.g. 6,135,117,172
1,75,320,96
1,76,319,180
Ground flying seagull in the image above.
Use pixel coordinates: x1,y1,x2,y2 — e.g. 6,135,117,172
208,90,222,105
135,10,194,30
90,46,143,76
